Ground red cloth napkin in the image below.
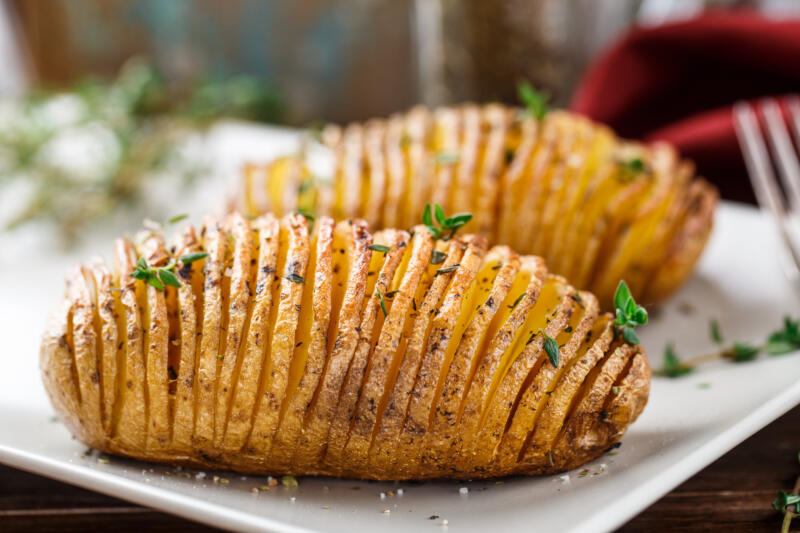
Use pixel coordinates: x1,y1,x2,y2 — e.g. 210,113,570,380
570,12,800,202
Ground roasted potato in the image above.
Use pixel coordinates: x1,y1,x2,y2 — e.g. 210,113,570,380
238,104,717,307
41,212,650,480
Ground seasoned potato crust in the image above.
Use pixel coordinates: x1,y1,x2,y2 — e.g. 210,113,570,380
239,104,717,307
41,214,650,480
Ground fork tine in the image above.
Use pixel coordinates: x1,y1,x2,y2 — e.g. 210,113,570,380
761,98,800,214
733,101,788,218
733,101,800,285
788,95,800,161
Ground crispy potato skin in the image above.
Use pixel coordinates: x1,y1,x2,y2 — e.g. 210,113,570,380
238,104,717,308
41,214,650,480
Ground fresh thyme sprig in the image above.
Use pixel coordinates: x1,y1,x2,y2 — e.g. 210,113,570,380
614,280,648,345
772,452,800,533
659,316,800,377
422,203,473,241
517,80,549,121
130,252,208,290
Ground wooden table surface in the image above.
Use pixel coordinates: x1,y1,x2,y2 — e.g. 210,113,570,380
2,405,798,532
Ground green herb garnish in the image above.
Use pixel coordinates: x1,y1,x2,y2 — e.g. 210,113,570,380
620,158,645,172
436,264,460,275
286,273,305,284
613,280,648,345
130,257,182,291
281,475,299,488
435,152,460,165
541,330,559,367
726,342,759,362
422,203,473,241
430,250,447,265
376,290,388,317
508,293,525,310
294,208,315,222
660,343,693,377
369,244,391,253
773,490,800,512
167,214,189,225
766,316,800,355
179,252,209,264
710,319,724,346
517,80,549,121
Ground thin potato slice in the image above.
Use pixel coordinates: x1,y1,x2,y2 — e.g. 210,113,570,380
420,246,519,476
497,291,599,469
394,234,488,477
135,232,172,451
337,227,435,474
248,214,310,454
223,214,281,451
293,219,374,470
269,217,335,468
85,258,118,436
113,238,147,453
193,218,226,452
171,225,202,452
368,236,464,477
319,226,404,473
213,213,255,446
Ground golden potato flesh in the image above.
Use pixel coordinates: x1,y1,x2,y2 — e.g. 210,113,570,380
41,213,650,480
238,104,717,307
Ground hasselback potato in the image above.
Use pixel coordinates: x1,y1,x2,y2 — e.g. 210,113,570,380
41,212,649,480
237,104,717,307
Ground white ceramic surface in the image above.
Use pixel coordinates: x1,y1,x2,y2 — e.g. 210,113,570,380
1,125,799,533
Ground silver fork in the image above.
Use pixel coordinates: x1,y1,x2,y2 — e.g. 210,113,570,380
733,97,800,290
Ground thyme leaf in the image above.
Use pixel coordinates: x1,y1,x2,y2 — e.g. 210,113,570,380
422,203,473,241
517,80,549,121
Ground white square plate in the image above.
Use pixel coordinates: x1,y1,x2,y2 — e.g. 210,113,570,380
1,125,799,533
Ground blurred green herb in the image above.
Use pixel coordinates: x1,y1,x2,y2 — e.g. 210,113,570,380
1,58,282,242
659,343,693,378
435,152,460,165
710,319,724,345
660,315,800,378
517,80,549,121
766,317,800,355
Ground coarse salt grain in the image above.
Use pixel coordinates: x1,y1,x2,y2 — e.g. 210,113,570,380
459,487,468,495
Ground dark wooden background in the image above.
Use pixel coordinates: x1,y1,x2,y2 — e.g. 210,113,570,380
2,404,798,532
